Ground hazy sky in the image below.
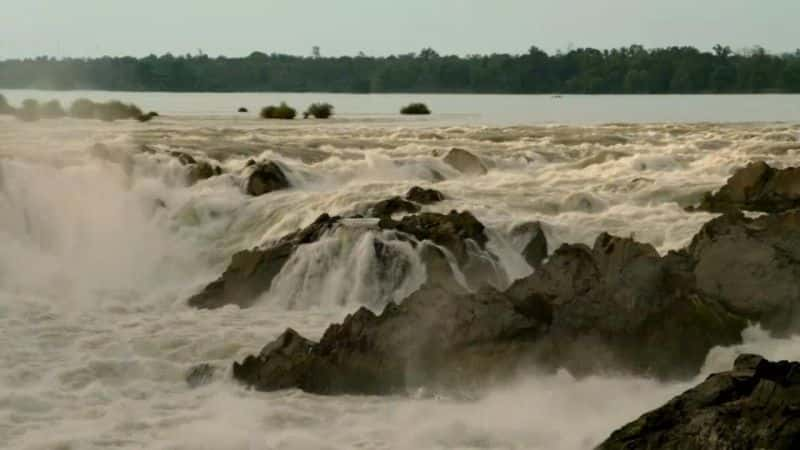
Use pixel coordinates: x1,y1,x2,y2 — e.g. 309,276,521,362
2,0,798,59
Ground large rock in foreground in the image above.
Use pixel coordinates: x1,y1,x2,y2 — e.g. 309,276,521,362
233,284,548,394
232,231,748,393
598,354,800,450
688,210,800,333
692,161,800,213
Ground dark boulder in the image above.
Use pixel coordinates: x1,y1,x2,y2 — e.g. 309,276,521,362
510,221,549,268
692,161,800,213
238,107,248,113
507,233,746,378
246,161,290,196
405,186,445,204
187,161,217,184
186,363,216,388
688,210,800,333
598,354,800,450
442,148,488,175
233,284,548,394
370,197,420,218
188,214,341,309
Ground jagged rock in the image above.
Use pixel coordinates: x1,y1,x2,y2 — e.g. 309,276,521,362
507,233,746,378
170,151,197,166
233,284,548,394
598,354,800,450
188,214,341,309
510,221,549,268
189,209,504,309
442,148,488,175
379,211,487,265
688,210,800,333
186,363,216,388
246,161,290,196
370,197,420,218
692,161,800,213
405,186,445,204
187,161,217,184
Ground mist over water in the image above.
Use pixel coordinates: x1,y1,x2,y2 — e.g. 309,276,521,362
1,95,799,449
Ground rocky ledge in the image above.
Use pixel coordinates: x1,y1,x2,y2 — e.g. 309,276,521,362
231,208,800,393
692,161,800,213
598,354,800,450
188,207,515,309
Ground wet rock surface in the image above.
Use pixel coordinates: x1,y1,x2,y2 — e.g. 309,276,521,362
369,197,421,218
185,363,216,388
442,148,488,175
692,161,800,213
405,186,445,204
510,221,549,268
188,214,341,309
598,354,800,450
688,210,800,333
245,161,290,196
188,209,502,309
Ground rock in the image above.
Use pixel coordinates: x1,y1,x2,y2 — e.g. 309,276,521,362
170,151,197,166
510,221,549,268
442,148,488,175
189,209,505,309
507,233,746,378
405,186,445,204
238,107,248,113
688,210,800,333
137,111,159,122
370,197,421,218
187,161,216,184
597,355,800,450
246,161,290,196
188,214,341,309
692,161,800,213
379,210,488,265
233,284,548,394
186,363,216,388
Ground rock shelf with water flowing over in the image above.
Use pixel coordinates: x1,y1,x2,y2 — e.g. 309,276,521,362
3,111,800,450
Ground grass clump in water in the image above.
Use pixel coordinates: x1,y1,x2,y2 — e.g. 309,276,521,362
260,102,297,120
400,103,431,115
304,102,334,119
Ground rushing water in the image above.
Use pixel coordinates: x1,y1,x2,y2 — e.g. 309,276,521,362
2,93,800,449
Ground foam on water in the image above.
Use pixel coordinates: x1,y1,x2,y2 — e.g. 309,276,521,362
1,116,799,449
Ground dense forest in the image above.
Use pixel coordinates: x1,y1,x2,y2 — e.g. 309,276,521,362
1,45,799,94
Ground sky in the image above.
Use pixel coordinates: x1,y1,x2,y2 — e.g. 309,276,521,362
1,0,798,59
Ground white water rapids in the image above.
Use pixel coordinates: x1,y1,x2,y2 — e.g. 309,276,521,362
1,113,800,449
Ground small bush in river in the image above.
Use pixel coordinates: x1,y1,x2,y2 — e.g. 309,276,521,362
260,102,297,120
400,103,431,115
15,99,41,122
40,100,67,118
0,94,13,114
304,102,334,119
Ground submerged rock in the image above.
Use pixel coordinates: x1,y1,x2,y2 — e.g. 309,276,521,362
692,161,800,213
246,161,290,196
370,197,420,218
405,186,445,204
598,354,800,450
442,148,488,175
186,363,216,388
188,214,341,309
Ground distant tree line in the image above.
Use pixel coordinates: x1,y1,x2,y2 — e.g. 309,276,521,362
2,45,800,93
